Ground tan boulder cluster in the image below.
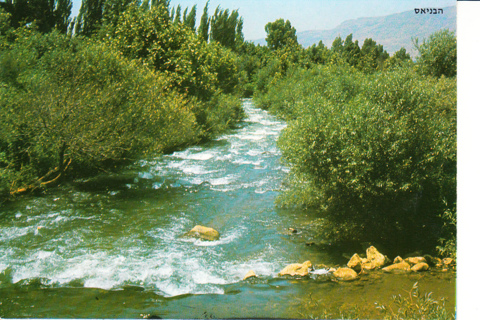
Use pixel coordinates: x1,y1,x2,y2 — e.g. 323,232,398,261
382,255,455,273
241,246,455,282
347,246,388,272
344,246,455,276
183,229,455,282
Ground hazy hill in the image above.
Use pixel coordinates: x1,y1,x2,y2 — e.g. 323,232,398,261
255,6,456,56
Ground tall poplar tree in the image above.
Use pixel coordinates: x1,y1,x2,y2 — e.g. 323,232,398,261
198,0,209,42
210,6,243,50
2,0,72,33
183,4,196,31
74,0,104,36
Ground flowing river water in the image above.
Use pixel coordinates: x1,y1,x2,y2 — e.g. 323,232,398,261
0,100,455,318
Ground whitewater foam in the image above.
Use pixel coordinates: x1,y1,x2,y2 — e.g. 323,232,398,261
0,100,298,299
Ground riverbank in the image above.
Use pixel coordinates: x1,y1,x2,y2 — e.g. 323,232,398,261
0,101,455,319
0,266,455,318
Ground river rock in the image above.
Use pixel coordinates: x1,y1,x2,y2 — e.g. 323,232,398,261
279,261,312,276
411,262,429,272
405,257,427,265
382,261,411,273
393,256,404,264
333,268,358,281
347,254,364,272
243,270,257,280
365,246,387,269
185,225,220,241
442,258,454,266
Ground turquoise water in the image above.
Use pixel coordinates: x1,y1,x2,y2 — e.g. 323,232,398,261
0,100,455,318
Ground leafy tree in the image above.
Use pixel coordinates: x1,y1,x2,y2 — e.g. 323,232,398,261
343,34,361,67
0,30,199,197
385,47,413,70
265,18,298,50
328,34,362,67
236,41,270,97
358,37,389,73
414,29,456,78
101,3,242,136
210,6,243,50
74,0,104,36
304,40,329,65
172,4,181,24
183,4,196,31
0,6,12,37
75,0,142,36
331,36,344,53
235,15,244,46
393,47,411,61
1,0,72,33
198,0,209,42
103,0,139,26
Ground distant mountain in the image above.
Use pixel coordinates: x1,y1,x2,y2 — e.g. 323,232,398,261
255,6,456,57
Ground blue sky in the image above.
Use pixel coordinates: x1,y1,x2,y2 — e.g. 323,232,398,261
72,0,456,40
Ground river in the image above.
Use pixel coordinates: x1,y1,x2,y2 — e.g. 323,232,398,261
0,100,455,318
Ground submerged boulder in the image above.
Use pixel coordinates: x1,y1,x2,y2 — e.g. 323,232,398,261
333,268,358,281
243,270,257,280
185,225,220,241
279,261,312,277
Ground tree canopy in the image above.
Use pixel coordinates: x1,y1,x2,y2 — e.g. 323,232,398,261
265,18,298,50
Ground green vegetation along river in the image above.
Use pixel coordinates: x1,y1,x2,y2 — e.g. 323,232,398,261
0,100,454,318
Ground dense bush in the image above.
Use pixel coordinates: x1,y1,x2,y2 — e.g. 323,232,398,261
0,30,200,197
0,0,248,199
259,64,456,251
254,64,362,119
100,3,243,139
250,23,456,254
414,29,456,78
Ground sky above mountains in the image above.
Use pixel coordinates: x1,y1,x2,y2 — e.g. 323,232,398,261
72,0,456,41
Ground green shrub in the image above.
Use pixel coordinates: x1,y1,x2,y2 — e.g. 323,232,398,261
376,282,455,320
274,65,456,250
297,283,454,319
101,3,243,138
414,29,456,78
0,30,200,197
254,64,362,119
